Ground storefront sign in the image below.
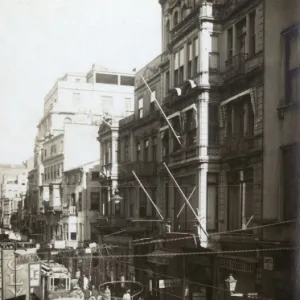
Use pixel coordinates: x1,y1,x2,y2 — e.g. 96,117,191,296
2,250,27,299
158,279,181,289
29,263,41,287
263,257,273,270
54,241,66,249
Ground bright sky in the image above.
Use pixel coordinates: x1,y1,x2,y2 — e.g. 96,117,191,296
0,0,161,164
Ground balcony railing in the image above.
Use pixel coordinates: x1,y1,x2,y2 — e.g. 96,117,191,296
222,0,251,18
221,134,262,158
223,53,248,81
62,206,77,216
119,161,157,178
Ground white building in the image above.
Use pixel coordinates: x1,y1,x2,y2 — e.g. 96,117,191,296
28,64,134,244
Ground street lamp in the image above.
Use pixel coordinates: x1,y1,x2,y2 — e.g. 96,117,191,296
225,274,237,295
224,274,258,298
111,189,123,204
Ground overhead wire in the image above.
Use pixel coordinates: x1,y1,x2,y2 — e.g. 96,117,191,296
103,245,273,300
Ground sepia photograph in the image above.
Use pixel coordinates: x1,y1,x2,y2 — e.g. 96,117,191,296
0,0,299,299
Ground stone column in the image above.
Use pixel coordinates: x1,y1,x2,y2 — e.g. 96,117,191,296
197,163,208,247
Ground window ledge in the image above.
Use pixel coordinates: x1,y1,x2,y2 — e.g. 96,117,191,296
277,101,299,120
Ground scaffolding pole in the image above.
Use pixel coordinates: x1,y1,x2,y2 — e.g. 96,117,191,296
132,171,164,220
163,163,209,238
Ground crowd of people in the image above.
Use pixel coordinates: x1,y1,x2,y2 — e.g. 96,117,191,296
78,273,137,300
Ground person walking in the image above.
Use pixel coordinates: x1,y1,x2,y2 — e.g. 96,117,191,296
91,285,100,299
122,289,131,300
103,286,111,300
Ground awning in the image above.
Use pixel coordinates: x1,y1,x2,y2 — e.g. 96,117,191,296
147,250,177,265
220,89,251,107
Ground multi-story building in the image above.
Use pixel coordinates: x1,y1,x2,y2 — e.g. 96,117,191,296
262,0,300,299
0,164,29,231
97,0,296,299
26,65,134,248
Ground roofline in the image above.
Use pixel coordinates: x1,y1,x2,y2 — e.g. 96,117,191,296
63,159,100,173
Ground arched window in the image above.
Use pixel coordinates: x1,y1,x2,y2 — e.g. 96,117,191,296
64,117,72,124
173,11,179,27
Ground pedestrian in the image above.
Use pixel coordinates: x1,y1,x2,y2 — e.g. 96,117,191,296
122,289,131,300
84,288,91,300
103,286,111,300
91,285,100,299
83,274,89,290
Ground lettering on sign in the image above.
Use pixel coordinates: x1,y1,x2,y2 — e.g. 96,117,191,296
263,257,273,271
159,279,181,289
7,259,25,296
29,263,41,287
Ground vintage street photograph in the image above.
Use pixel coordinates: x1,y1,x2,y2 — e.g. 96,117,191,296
0,0,298,299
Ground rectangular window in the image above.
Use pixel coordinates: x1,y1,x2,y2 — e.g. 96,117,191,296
165,183,170,218
236,18,247,54
53,165,56,179
50,166,53,180
227,28,233,59
179,48,184,84
90,224,98,242
91,172,99,181
124,138,129,162
152,137,157,162
120,76,134,86
207,173,218,232
70,232,77,241
188,42,193,78
150,89,156,113
194,38,199,75
284,25,300,103
139,190,147,218
174,52,179,86
96,73,118,85
136,142,141,161
144,139,149,162
282,144,300,220
138,98,143,119
90,192,100,211
249,11,256,56
165,71,170,95
227,169,254,230
78,192,82,211
172,116,181,152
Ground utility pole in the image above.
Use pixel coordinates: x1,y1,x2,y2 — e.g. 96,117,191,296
14,240,17,300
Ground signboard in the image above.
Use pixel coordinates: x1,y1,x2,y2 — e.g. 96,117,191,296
2,250,28,299
263,257,273,270
54,241,66,249
159,279,181,289
29,263,41,287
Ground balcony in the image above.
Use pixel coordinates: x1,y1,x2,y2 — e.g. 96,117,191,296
62,206,77,216
221,134,262,159
119,161,157,179
222,0,251,19
223,53,248,81
97,215,128,230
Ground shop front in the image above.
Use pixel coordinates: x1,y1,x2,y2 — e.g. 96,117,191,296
186,255,214,300
147,249,181,300
216,255,258,300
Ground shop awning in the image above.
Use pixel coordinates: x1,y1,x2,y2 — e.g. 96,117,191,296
147,250,177,265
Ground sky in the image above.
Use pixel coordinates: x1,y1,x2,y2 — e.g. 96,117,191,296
0,0,161,164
